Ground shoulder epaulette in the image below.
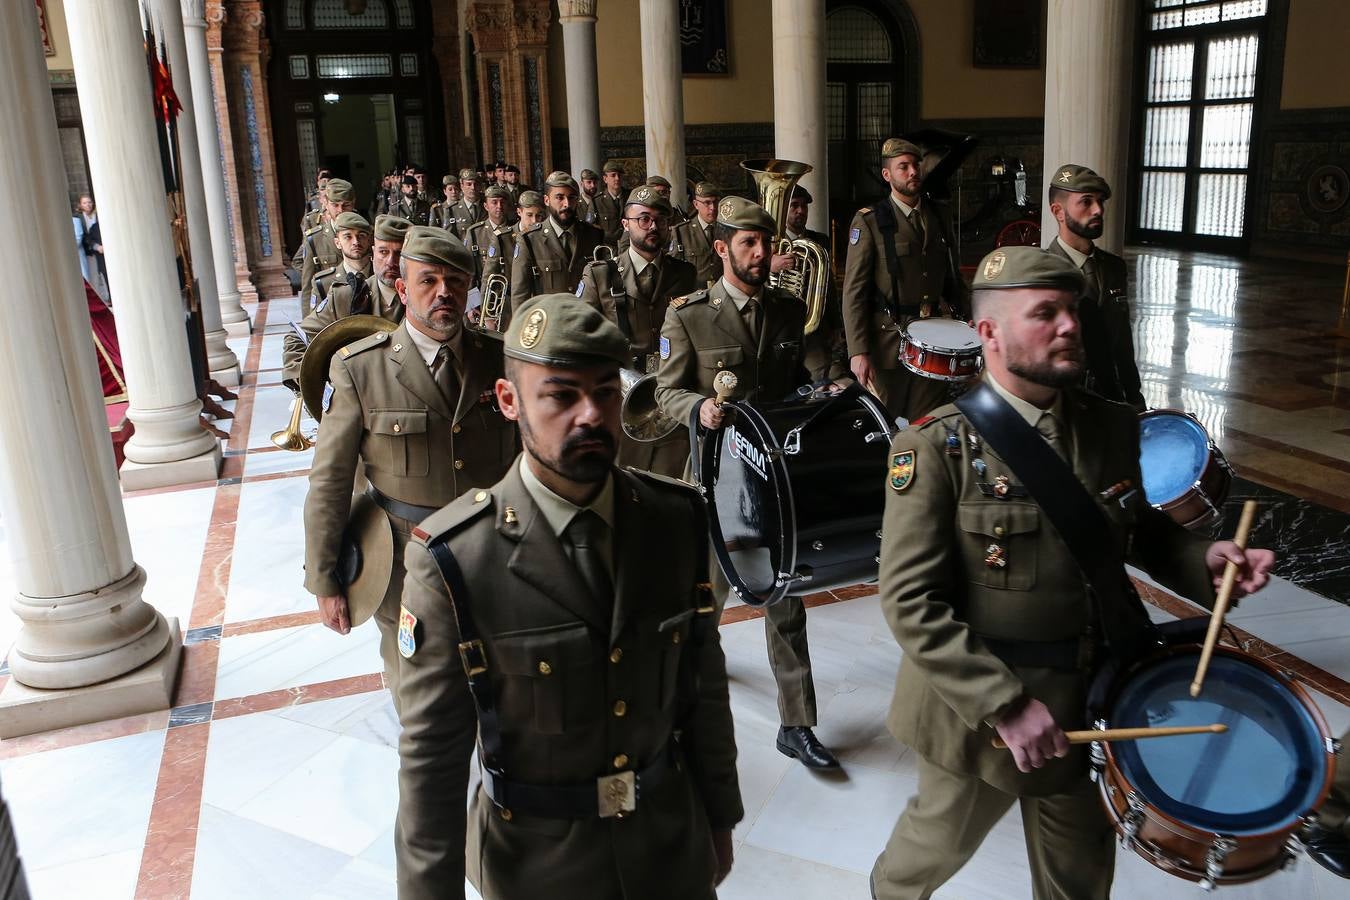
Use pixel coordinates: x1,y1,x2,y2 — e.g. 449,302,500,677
315,266,338,281
412,490,496,545
858,206,873,216
304,224,323,236
337,330,390,360
671,288,710,310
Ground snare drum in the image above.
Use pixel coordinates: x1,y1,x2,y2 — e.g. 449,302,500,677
1137,410,1233,530
1092,645,1336,888
899,319,983,382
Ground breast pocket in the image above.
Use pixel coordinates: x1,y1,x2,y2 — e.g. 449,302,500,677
534,253,567,291
366,409,429,477
491,624,603,735
958,501,1039,591
695,347,746,390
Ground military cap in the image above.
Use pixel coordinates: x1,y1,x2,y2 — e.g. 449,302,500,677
544,170,579,193
400,225,474,275
603,160,624,174
316,167,332,179
1050,163,1112,200
693,181,722,199
504,293,630,368
401,175,418,186
881,138,923,160
373,214,411,242
458,167,480,182
505,164,521,175
442,174,456,186
324,178,355,202
332,211,372,234
517,190,545,209
645,174,673,189
484,184,511,201
973,246,1086,294
624,184,673,217
716,195,775,233
579,168,599,180
791,185,813,204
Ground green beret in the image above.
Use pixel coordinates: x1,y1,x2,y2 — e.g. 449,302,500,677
484,185,511,201
645,175,672,189
603,160,624,174
458,167,480,182
791,185,813,204
504,293,629,369
373,214,411,242
693,181,721,199
324,178,355,202
517,190,544,209
881,138,922,160
544,171,579,193
972,246,1085,294
442,175,457,186
400,225,474,275
579,168,599,180
1049,163,1112,200
716,196,775,233
624,185,673,217
332,211,371,234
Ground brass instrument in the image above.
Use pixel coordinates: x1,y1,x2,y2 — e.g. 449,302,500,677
298,314,401,421
620,367,680,443
272,397,315,451
740,158,831,335
478,273,508,333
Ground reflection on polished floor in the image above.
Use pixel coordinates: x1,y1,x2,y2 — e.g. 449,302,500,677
0,248,1348,898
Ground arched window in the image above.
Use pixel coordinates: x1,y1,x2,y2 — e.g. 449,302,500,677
285,0,414,31
826,7,892,63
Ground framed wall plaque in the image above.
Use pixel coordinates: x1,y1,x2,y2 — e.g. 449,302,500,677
973,0,1041,69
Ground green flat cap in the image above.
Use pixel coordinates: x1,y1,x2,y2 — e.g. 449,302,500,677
544,170,579,192
333,211,372,233
400,225,474,275
324,178,355,202
1050,163,1112,199
458,167,480,182
504,293,629,368
693,181,721,199
603,160,625,174
881,138,922,160
716,196,775,233
579,168,599,180
791,185,813,204
645,174,672,189
442,174,456,186
373,214,411,242
624,184,673,217
517,190,544,209
484,184,512,201
973,246,1086,293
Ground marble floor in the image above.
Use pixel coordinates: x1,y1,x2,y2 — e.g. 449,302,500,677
1,248,1349,899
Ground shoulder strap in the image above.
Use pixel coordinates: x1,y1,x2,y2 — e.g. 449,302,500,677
953,383,1158,662
595,259,633,342
868,202,906,321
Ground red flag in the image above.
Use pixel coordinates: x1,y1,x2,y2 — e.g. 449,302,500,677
152,56,181,123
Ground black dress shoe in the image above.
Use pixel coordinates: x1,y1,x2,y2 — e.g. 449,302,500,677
1305,822,1350,878
776,726,840,769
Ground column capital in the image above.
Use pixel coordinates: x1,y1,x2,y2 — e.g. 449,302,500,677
221,0,264,52
468,2,513,53
558,0,597,23
512,0,553,48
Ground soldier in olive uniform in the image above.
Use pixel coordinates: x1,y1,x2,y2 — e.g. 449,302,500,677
591,160,629,247
842,138,968,424
300,178,358,314
282,214,410,389
392,175,433,227
577,168,600,228
577,186,698,477
303,227,518,712
655,196,846,771
430,176,461,230
395,292,742,900
308,211,375,320
783,185,847,382
669,182,723,287
1306,733,1350,877
508,171,604,319
448,168,488,239
463,185,514,289
869,246,1276,900
1044,164,1146,411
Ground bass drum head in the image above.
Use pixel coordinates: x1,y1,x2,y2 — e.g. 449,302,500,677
1109,651,1329,836
1138,411,1211,507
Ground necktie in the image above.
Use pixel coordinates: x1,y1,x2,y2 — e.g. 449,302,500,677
1036,410,1067,462
910,209,927,248
566,510,612,604
742,297,760,340
432,343,457,404
560,229,574,261
1082,254,1103,301
636,263,657,302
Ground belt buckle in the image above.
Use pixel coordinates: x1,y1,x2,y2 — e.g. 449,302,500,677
458,639,489,677
597,771,637,818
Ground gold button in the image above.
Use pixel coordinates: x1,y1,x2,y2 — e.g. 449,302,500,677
453,424,462,434
609,648,623,664
537,660,552,675
612,700,627,717
994,525,1005,537
393,423,402,433
474,491,488,503
500,808,513,821
454,459,465,469
716,360,724,367
613,753,629,769
671,631,681,645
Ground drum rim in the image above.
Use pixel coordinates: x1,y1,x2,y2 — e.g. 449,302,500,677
901,320,982,354
1138,408,1216,506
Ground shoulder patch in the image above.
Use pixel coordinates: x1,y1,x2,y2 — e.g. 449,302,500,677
849,227,861,245
889,450,916,492
338,330,390,359
659,335,671,359
513,241,521,259
413,490,496,545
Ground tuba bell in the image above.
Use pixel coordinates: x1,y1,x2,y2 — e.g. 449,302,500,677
298,314,401,422
740,159,831,335
620,367,680,443
477,273,509,334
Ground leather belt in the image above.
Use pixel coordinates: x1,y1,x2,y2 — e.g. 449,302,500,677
367,486,437,525
482,743,676,819
982,635,1095,672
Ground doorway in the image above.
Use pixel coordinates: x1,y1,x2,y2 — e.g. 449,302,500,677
318,92,398,208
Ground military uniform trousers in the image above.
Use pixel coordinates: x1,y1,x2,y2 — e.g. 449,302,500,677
871,755,1114,900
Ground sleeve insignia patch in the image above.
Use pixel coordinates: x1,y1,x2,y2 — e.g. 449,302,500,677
315,295,329,313
397,605,418,658
487,244,496,258
576,282,585,297
660,335,671,360
513,241,521,259
889,450,916,492
321,382,334,413
849,227,861,245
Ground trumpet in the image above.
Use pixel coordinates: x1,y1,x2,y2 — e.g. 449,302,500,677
741,159,831,334
478,273,508,333
272,395,315,452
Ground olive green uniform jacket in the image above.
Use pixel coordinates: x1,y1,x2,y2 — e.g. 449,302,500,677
281,275,403,390
464,219,515,289
879,385,1216,797
392,195,433,227
669,218,723,287
448,199,488,239
299,221,342,312
395,463,743,900
591,190,628,247
508,218,604,322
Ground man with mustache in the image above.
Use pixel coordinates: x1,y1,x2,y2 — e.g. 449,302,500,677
591,160,628,248
1044,164,1145,411
303,227,518,712
394,293,741,899
509,171,604,317
655,196,842,771
669,182,724,286
868,247,1275,899
842,138,967,424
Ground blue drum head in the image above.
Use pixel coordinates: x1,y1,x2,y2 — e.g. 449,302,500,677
1111,653,1327,835
1138,414,1210,507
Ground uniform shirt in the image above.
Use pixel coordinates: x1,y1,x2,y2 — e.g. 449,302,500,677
375,278,399,316
518,456,615,578
719,277,760,315
403,318,461,377
341,258,372,278
1054,235,1091,270
550,216,576,247
627,245,652,277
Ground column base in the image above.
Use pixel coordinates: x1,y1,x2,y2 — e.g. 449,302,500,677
0,619,182,739
255,266,294,301
210,363,242,387
223,316,253,338
119,442,221,491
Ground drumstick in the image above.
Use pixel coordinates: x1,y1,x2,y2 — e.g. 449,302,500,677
713,370,738,406
1190,500,1258,698
992,723,1227,749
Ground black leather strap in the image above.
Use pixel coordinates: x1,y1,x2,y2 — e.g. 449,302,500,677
869,200,907,323
481,743,674,819
954,383,1158,662
367,486,437,524
983,636,1089,671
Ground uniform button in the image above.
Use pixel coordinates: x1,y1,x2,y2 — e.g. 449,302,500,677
453,424,462,434
671,631,681,645
474,491,488,503
500,808,513,821
994,525,1005,537
454,459,465,469
716,360,724,367
609,647,623,663
537,660,552,675
612,700,627,717
393,423,402,433
613,753,629,769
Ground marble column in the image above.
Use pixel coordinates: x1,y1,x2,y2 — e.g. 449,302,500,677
559,0,602,176
772,0,828,233
0,0,180,738
1042,0,1134,254
639,0,686,188
206,0,259,308
63,0,223,490
184,0,252,332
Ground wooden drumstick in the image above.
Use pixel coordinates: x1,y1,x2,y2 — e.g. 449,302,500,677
1190,500,1259,698
713,370,738,406
992,723,1227,749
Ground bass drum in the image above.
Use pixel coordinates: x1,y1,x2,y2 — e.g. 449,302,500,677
697,386,894,607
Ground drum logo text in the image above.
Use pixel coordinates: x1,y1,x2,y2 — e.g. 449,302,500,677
727,425,769,481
